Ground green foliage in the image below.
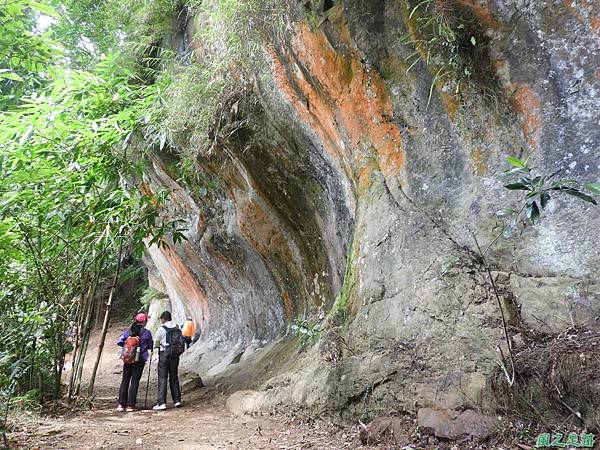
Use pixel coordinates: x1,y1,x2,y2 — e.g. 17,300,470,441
154,0,284,170
480,156,599,389
0,52,185,410
125,0,186,70
139,287,167,310
156,61,239,156
46,0,128,67
291,318,322,348
500,156,599,231
0,0,62,109
0,0,284,415
402,0,492,107
47,0,190,68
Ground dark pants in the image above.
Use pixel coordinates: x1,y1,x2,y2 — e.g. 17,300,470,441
157,351,181,405
118,362,145,407
184,336,192,350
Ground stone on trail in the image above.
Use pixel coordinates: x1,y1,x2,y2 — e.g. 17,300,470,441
226,390,265,416
359,416,410,446
181,373,204,392
417,408,497,440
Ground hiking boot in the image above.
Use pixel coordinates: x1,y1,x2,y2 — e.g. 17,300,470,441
153,404,166,411
116,404,125,412
174,401,182,408
126,406,136,412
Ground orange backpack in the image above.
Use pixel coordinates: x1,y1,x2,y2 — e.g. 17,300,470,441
182,319,195,338
121,335,140,364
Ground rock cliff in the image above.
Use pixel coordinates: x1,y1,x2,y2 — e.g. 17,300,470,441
142,0,600,420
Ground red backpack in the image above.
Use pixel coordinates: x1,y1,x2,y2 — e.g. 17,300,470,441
121,335,140,364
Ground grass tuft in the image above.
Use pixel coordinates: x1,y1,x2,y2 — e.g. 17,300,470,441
402,0,497,108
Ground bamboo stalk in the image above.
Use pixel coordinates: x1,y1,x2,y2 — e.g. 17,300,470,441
74,257,105,396
67,290,86,402
87,241,123,396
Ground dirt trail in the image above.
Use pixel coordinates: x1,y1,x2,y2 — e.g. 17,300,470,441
8,324,367,449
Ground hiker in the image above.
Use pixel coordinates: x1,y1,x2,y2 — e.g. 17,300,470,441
153,311,184,410
181,317,196,350
116,312,153,412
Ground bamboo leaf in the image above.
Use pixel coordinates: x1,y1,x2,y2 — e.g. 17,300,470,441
0,71,23,82
584,182,600,195
507,155,526,168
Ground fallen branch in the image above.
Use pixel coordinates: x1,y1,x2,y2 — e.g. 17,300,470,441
472,232,515,386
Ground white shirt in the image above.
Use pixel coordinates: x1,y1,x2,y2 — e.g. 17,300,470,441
154,321,178,351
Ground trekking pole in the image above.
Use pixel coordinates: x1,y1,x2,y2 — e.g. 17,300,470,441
144,349,153,410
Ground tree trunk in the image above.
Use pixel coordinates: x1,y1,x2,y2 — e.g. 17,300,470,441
74,284,97,396
29,338,36,391
49,330,60,400
38,371,43,406
73,262,103,396
53,348,61,399
56,333,66,399
87,242,123,396
74,332,90,396
67,292,85,402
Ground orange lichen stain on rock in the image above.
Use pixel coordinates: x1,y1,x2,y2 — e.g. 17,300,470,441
591,16,600,35
357,158,380,196
281,291,293,320
563,0,600,36
562,0,583,21
139,182,154,198
471,148,487,175
511,84,542,150
493,59,507,72
196,209,206,233
234,190,292,264
441,92,459,121
399,1,460,121
139,182,164,207
233,190,304,315
491,58,511,87
269,22,405,189
457,0,502,30
149,243,210,325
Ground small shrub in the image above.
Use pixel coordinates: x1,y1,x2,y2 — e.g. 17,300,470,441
139,287,167,310
491,329,600,430
148,0,286,173
499,155,599,234
291,318,322,347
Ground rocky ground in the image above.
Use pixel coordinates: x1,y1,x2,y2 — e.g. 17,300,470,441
7,394,364,449
4,397,545,450
5,324,363,449
4,324,553,450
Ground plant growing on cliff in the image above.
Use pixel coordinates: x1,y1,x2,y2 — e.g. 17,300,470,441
152,0,285,170
499,155,599,231
402,0,495,108
291,318,322,348
139,287,168,310
478,155,600,386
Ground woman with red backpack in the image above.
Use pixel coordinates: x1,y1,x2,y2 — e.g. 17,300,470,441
116,312,153,412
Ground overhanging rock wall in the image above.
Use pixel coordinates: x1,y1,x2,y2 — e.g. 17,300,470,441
142,0,600,418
